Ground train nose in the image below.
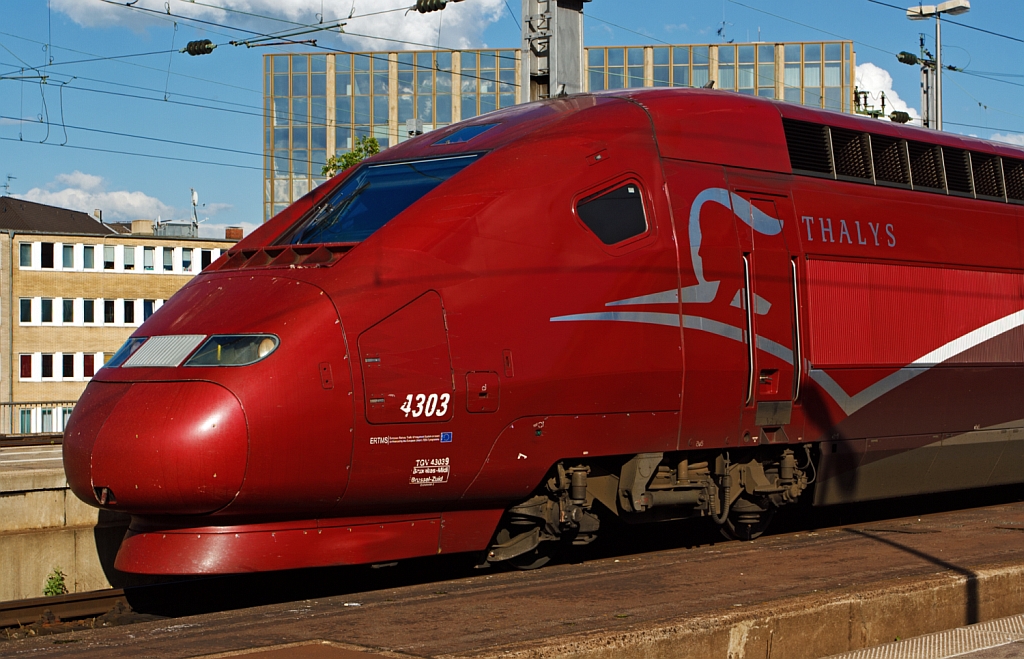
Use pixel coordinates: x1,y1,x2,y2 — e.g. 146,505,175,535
64,380,248,515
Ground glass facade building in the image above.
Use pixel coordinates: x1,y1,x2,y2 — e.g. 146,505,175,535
264,40,854,220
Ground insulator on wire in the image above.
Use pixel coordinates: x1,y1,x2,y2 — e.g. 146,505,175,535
415,0,448,13
184,39,216,56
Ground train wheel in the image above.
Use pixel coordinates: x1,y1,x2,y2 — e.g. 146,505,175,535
721,497,775,541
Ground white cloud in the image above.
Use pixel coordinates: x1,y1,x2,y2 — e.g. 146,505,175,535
54,170,103,192
53,0,505,50
855,62,920,124
664,23,689,33
991,133,1024,147
16,172,174,221
204,202,234,215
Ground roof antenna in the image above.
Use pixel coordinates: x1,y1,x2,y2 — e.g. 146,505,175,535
190,188,199,228
2,175,14,196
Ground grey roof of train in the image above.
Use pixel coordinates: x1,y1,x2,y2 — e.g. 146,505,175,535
0,197,117,236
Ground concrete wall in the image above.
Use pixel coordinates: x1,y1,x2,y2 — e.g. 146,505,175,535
0,465,129,601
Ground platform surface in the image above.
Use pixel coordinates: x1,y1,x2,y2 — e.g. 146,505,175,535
4,497,1024,658
0,445,65,492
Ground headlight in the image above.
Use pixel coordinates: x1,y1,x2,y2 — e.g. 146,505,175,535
184,335,279,367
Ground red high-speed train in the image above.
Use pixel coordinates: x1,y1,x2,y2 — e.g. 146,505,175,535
64,88,1024,574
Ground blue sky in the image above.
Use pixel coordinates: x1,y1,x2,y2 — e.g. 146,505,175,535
0,0,1021,237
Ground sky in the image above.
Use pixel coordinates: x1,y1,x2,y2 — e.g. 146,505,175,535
0,0,1021,239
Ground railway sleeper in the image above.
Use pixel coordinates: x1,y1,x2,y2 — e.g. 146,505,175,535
486,446,812,567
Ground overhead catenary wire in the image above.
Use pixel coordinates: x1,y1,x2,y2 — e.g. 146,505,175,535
946,121,1024,135
0,113,271,160
864,0,1024,45
586,14,673,46
725,0,898,57
0,29,261,95
99,0,521,86
0,66,385,127
172,0,412,32
0,135,262,171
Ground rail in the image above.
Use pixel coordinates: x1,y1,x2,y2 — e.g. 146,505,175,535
0,401,76,439
0,589,125,628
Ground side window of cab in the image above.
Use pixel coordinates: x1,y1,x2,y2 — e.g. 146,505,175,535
574,179,654,253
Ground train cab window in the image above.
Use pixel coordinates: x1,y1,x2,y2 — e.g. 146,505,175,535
279,154,481,245
576,183,648,245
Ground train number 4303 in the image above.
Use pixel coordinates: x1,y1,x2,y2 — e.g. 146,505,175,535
400,393,450,418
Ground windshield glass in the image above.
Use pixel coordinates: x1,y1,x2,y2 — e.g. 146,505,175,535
280,154,480,245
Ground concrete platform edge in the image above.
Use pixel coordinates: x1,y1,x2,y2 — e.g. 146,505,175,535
445,561,1024,659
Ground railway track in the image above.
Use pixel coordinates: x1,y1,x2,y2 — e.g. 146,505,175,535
0,589,125,629
0,434,62,448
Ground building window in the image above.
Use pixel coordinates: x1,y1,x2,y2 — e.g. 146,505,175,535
124,300,135,324
41,298,52,323
19,298,31,323
163,248,173,271
63,299,73,323
757,44,776,98
41,354,53,378
201,249,212,270
144,246,154,271
41,242,54,268
83,245,95,269
143,299,155,320
63,244,74,268
124,246,135,270
182,248,193,272
84,300,95,323
104,245,115,269
19,243,32,267
62,354,74,379
103,300,115,324
19,354,31,378
19,409,31,434
62,407,73,427
83,354,95,378
41,408,53,433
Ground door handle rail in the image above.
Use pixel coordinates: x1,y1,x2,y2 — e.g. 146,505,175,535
791,258,802,401
743,254,754,407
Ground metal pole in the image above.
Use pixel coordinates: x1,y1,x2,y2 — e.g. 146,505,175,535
521,0,586,102
935,13,942,131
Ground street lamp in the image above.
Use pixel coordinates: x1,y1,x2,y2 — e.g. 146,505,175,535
907,0,970,131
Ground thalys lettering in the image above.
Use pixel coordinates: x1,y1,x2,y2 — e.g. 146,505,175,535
63,88,1024,576
800,216,896,247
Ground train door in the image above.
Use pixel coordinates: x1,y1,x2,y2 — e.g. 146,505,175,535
731,191,799,444
666,162,749,450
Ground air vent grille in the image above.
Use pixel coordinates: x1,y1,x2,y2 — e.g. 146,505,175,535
780,115,1021,206
1005,159,1024,202
971,152,1004,199
830,127,872,181
870,135,909,186
782,119,833,176
215,244,352,271
123,335,206,368
907,141,944,190
944,148,974,196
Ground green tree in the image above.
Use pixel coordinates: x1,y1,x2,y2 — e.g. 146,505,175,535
322,136,381,177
